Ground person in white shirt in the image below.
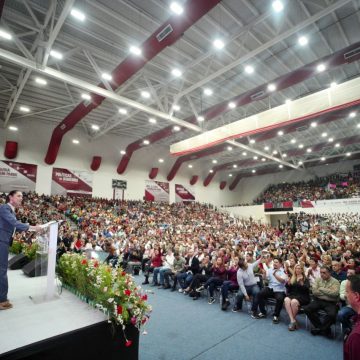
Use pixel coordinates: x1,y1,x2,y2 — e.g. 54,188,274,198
154,248,175,288
253,257,288,324
306,258,321,287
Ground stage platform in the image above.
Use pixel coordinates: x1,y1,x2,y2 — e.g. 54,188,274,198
0,269,106,356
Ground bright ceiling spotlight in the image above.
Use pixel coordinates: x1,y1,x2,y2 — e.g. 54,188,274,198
279,164,283,168
298,144,304,149
158,158,164,163
197,116,204,122
0,29,12,40
81,93,91,101
321,132,328,137
170,2,184,15
346,152,351,156
120,150,126,155
91,124,99,131
50,50,63,60
228,102,236,109
317,63,326,72
188,164,193,168
278,130,284,136
311,122,317,127
203,88,213,96
173,125,180,131
9,126,18,131
101,73,112,81
72,139,79,144
130,46,142,56
227,146,233,151
349,112,356,118
171,68,182,77
141,90,151,99
143,139,150,145
290,139,296,144
149,118,157,124
249,139,255,144
213,39,225,50
272,0,284,12
267,83,276,92
19,106,30,112
229,173,233,177
233,164,237,168
321,157,326,161
242,152,247,156
212,159,218,164
118,108,127,115
244,65,254,74
307,148,312,153
252,169,256,173
70,8,86,21
172,104,181,111
35,77,47,85
298,36,308,46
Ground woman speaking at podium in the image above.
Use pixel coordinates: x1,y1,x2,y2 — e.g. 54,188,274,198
0,190,42,310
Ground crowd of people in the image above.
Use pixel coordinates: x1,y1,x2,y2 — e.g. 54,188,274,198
255,172,360,205
3,192,360,344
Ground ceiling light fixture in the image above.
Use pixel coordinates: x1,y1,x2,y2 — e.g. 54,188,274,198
130,46,142,56
328,137,334,142
278,130,284,136
72,139,79,144
283,153,287,158
227,146,233,151
228,102,236,109
81,93,91,100
118,108,127,115
203,88,213,96
0,29,12,40
242,152,247,156
19,106,30,112
306,148,312,153
252,169,256,173
158,158,164,163
253,156,258,160
188,164,193,168
212,160,218,164
346,152,351,156
35,77,47,85
273,150,278,155
149,118,156,124
298,144,304,149
311,122,317,127
272,0,284,12
267,83,276,92
197,116,204,122
321,132,327,137
335,143,340,148
213,39,225,50
91,124,99,131
290,139,296,144
120,150,126,155
298,36,308,46
233,164,237,168
298,161,303,165
330,82,337,88
171,68,182,77
70,8,86,21
349,112,356,118
143,139,150,145
279,164,283,168
170,2,184,15
321,157,326,161
261,158,266,162
172,104,181,111
249,139,255,144
101,73,112,81
317,63,326,72
50,50,63,60
285,99,291,104
141,91,150,99
244,65,254,74
173,125,180,131
9,126,18,131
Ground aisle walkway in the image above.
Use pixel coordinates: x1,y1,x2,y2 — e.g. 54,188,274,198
138,282,342,360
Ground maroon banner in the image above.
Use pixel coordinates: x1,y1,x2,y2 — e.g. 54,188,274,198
175,184,195,202
0,160,37,193
52,168,92,196
144,180,169,202
301,200,314,208
264,201,293,212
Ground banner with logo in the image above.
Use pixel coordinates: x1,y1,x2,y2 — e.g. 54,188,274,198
175,184,195,202
0,160,37,193
264,201,293,212
52,168,92,196
144,180,169,202
300,197,360,211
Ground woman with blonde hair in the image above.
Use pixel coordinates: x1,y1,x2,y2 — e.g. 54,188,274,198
284,263,310,331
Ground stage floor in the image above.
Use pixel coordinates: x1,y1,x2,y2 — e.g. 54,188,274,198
0,269,106,355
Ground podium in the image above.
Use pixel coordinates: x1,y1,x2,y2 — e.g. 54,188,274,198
30,221,60,304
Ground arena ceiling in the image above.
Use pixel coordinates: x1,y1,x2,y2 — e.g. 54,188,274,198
1,0,360,187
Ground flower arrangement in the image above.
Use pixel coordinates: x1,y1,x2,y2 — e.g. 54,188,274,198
9,239,25,254
57,253,151,346
23,242,40,260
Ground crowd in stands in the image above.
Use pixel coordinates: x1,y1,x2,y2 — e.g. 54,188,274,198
255,172,360,204
3,191,360,340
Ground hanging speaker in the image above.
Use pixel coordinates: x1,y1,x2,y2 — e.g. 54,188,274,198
4,141,18,159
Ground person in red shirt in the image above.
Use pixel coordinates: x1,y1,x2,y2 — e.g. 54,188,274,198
344,275,360,360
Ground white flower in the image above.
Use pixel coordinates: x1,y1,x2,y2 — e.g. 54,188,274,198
107,298,114,303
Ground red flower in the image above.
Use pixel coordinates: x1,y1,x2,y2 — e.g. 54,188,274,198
131,317,137,325
125,340,132,347
93,261,99,268
141,317,147,325
117,305,123,314
124,289,131,296
121,271,126,276
81,259,87,265
141,294,147,301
